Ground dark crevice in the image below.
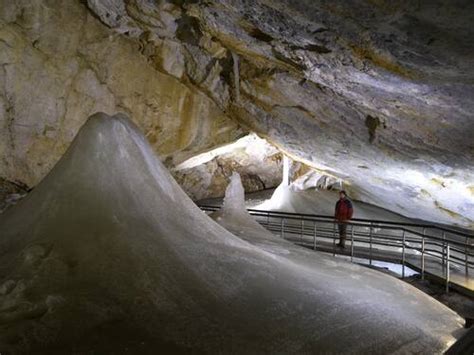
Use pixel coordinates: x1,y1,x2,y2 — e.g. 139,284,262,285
176,14,203,46
0,178,30,193
365,115,382,144
271,48,307,71
289,43,331,54
312,27,329,34
168,0,199,5
247,27,274,43
218,53,235,87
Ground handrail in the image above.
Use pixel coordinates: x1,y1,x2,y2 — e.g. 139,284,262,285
200,206,473,260
200,204,473,292
199,204,474,239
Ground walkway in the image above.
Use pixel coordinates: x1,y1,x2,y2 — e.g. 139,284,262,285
200,205,474,294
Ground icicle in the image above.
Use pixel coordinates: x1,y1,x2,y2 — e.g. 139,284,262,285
231,51,240,103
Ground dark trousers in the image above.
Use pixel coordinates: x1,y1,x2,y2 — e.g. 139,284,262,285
338,223,347,246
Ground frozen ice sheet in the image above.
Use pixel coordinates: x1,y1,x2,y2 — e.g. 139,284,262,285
0,113,464,354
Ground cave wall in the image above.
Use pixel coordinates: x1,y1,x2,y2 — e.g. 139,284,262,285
86,0,474,227
0,0,242,187
1,0,473,227
173,134,283,200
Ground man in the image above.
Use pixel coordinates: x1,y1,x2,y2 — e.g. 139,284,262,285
335,190,353,248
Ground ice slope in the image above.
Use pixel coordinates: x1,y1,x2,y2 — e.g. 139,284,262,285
212,177,470,353
0,113,464,354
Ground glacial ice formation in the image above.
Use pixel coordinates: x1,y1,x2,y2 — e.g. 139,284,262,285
212,174,467,354
255,181,414,223
212,172,273,240
0,113,464,353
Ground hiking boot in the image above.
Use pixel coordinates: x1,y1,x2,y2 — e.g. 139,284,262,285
336,243,345,249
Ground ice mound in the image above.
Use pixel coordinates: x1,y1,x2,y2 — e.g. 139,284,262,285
256,182,297,213
0,113,464,353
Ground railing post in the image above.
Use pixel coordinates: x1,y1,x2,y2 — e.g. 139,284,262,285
402,230,406,278
421,237,425,280
301,219,304,240
421,227,426,280
351,225,354,263
266,212,270,228
465,236,469,276
446,245,450,293
369,223,373,266
442,231,446,270
281,218,285,239
333,222,337,256
313,222,317,251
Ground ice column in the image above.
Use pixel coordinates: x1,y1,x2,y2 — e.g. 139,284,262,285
222,172,246,213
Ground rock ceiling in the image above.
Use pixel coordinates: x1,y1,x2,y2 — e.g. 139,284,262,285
1,0,473,226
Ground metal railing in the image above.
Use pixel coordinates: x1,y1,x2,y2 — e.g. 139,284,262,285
200,205,474,293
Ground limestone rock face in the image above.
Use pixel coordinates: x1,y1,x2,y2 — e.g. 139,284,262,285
1,0,473,226
83,0,474,227
0,0,242,187
171,134,338,202
173,134,283,200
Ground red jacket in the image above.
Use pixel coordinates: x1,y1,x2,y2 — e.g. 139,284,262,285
335,198,353,221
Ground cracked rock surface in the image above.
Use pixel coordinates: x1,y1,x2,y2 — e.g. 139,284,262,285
173,134,283,201
0,0,242,187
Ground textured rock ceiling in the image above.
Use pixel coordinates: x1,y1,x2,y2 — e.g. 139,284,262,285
1,0,473,226
173,134,283,201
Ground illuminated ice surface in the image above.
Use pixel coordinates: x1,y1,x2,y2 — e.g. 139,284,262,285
0,113,464,353
255,182,414,223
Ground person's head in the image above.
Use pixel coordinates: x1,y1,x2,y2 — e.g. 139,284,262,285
339,190,347,199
